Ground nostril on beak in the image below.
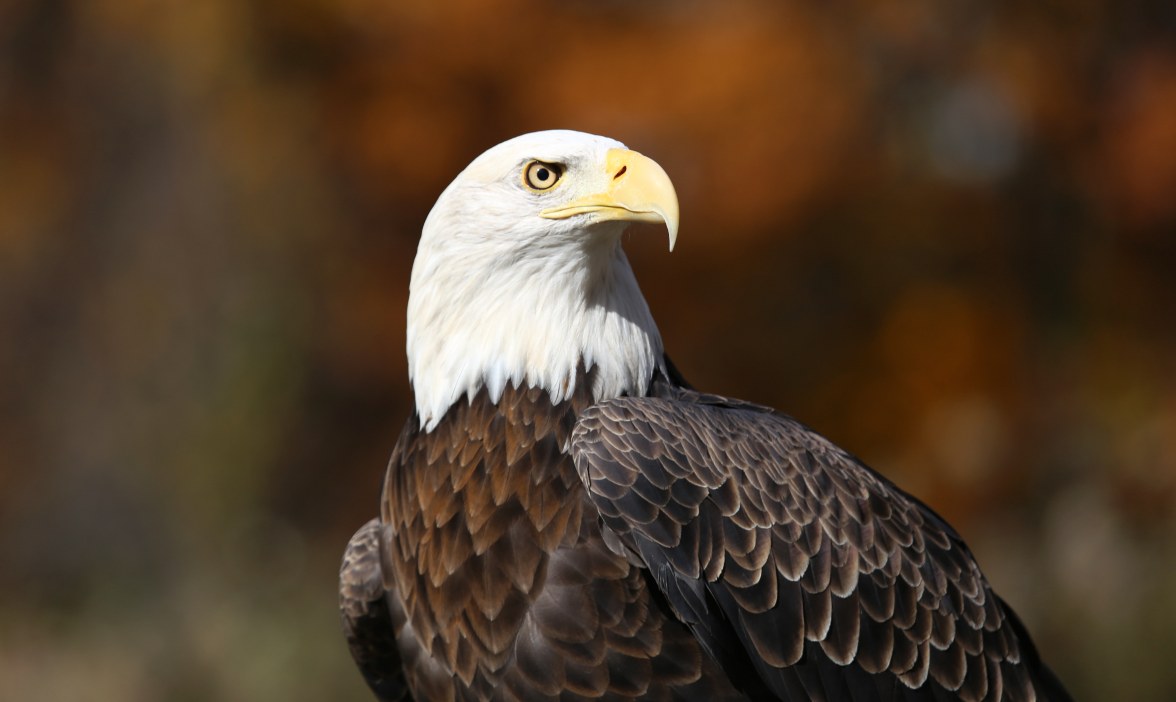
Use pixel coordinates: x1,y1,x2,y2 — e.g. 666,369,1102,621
613,165,627,180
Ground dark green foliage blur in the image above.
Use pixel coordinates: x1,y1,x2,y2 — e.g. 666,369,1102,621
2,0,1174,699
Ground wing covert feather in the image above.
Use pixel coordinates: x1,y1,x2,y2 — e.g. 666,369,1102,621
572,392,1069,702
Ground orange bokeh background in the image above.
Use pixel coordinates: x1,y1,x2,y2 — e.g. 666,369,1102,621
2,1,1175,699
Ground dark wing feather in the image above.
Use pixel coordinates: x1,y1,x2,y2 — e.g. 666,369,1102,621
571,390,1071,702
340,518,413,702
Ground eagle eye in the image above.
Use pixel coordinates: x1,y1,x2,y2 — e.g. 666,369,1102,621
522,161,563,191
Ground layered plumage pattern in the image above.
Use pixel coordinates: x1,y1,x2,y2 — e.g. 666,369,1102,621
572,387,1068,701
347,374,748,701
341,371,1068,701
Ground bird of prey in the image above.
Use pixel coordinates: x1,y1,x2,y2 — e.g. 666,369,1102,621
340,130,1070,701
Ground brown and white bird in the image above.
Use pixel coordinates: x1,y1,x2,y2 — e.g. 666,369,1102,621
339,130,1070,701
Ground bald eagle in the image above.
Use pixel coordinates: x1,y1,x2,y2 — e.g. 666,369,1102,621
340,130,1070,701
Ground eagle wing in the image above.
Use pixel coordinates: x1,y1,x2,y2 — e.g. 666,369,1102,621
570,390,1068,702
340,518,413,702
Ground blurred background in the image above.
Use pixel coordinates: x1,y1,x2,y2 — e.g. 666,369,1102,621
2,0,1174,699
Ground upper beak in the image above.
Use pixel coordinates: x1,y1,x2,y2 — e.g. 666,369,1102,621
539,148,680,251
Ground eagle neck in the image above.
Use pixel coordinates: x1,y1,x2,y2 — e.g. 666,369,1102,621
407,234,665,431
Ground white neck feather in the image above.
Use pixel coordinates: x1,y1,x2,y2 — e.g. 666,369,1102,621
407,221,664,432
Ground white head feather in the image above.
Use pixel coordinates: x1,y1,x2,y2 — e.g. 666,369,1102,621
406,130,677,431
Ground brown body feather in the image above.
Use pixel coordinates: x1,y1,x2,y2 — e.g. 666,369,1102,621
571,386,1070,701
344,370,747,701
341,367,1070,702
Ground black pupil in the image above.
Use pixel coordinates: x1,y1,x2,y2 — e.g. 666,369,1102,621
535,167,550,183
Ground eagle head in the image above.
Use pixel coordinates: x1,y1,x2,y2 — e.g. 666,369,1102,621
406,130,680,430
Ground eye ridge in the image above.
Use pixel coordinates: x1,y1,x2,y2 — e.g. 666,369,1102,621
523,160,564,191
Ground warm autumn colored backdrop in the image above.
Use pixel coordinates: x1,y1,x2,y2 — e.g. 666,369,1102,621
2,1,1175,699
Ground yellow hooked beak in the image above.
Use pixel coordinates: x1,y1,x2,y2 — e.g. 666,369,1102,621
539,148,680,251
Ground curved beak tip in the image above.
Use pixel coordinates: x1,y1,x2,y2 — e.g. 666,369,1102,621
658,207,679,252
